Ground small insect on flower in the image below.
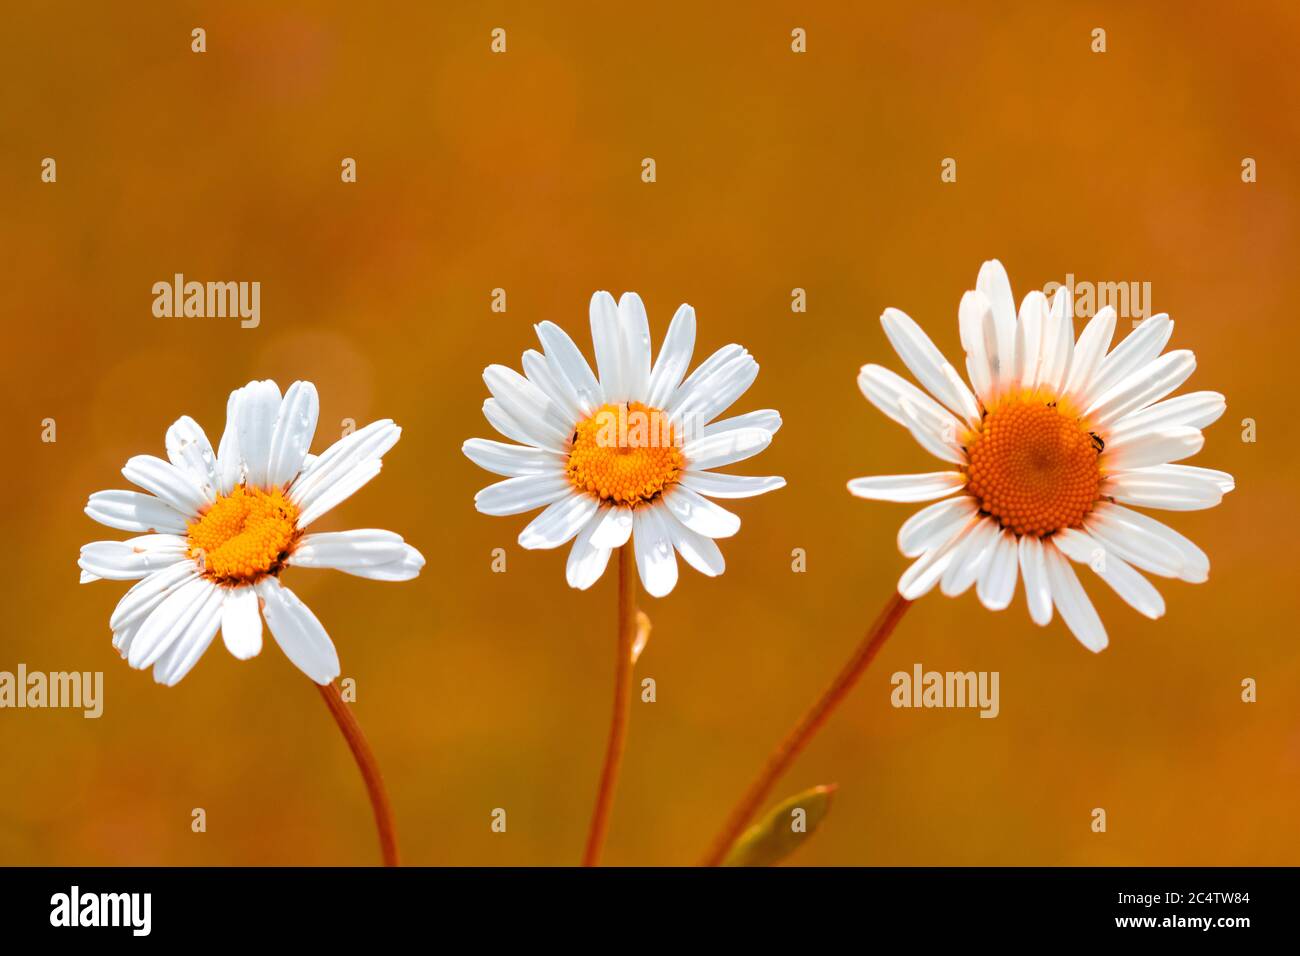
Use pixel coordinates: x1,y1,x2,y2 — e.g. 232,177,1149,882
463,291,786,597
79,380,425,685
850,260,1234,652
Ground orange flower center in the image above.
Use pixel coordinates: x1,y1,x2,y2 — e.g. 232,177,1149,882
965,397,1102,538
566,402,684,506
186,484,300,584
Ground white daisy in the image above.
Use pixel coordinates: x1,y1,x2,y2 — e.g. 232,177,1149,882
79,380,425,686
850,260,1234,652
463,291,785,597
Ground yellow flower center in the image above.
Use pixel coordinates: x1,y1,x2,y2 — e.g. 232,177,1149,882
566,402,684,506
965,396,1102,538
186,484,300,584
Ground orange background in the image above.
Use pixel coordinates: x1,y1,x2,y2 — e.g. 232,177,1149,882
1,1,1297,865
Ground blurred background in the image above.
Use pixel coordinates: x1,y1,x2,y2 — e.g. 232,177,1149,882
1,0,1297,866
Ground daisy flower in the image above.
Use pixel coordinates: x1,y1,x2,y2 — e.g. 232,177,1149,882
79,380,425,686
462,291,785,598
848,259,1234,651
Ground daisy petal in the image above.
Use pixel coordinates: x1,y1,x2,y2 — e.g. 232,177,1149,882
633,506,678,598
461,438,562,477
536,320,603,414
1085,350,1196,429
959,289,998,403
896,496,978,557
940,517,1000,597
78,535,188,581
673,351,759,431
164,415,218,503
266,381,320,489
618,292,652,401
975,259,1017,380
1060,306,1116,401
566,514,613,590
290,420,401,516
1101,466,1224,511
1100,426,1204,471
110,562,200,632
897,397,965,465
880,307,978,420
483,365,572,450
589,505,634,548
683,427,772,471
85,490,190,534
664,511,725,576
1078,313,1174,410
1043,542,1108,652
646,304,696,409
122,456,209,517
975,530,1018,611
1054,528,1165,620
1018,535,1053,626
680,471,786,499
256,577,340,685
215,387,243,493
590,291,624,401
221,586,263,660
523,349,584,423
518,492,601,550
1107,391,1227,445
704,409,782,437
848,472,966,503
663,485,740,539
473,474,572,517
897,516,976,600
234,379,283,489
482,398,556,451
151,585,225,686
291,529,426,580
128,576,217,669
1086,502,1210,583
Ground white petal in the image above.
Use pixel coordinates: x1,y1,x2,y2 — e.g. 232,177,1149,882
1145,463,1234,493
848,472,966,503
897,397,966,465
633,506,678,598
617,292,652,401
1078,313,1174,410
221,586,263,660
589,505,634,548
897,517,976,600
78,535,188,581
975,259,1017,383
151,585,225,686
85,490,190,534
680,472,786,499
1060,306,1116,401
646,304,696,409
462,438,564,477
122,455,209,517
664,511,725,577
482,398,554,450
940,517,1000,597
256,577,340,684
1100,467,1224,511
1036,287,1074,393
1043,542,1108,652
975,530,1018,611
666,344,743,419
165,415,218,503
266,381,320,488
518,492,601,550
1054,528,1165,620
1084,350,1196,429
672,351,759,432
110,561,200,632
1085,502,1209,583
704,409,782,437
215,386,243,494
483,365,572,450
1100,426,1204,470
879,307,978,419
590,290,625,401
128,576,217,669
523,349,584,423
959,289,998,403
683,427,772,471
234,379,283,489
1018,535,1053,626
1014,291,1048,388
896,496,978,558
1107,391,1226,445
536,320,603,414
473,474,573,516
565,514,613,590
290,420,401,517
663,485,740,539
857,364,967,437
291,529,426,580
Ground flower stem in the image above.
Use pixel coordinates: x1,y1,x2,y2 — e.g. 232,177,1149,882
699,590,911,867
315,678,400,867
582,544,638,866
